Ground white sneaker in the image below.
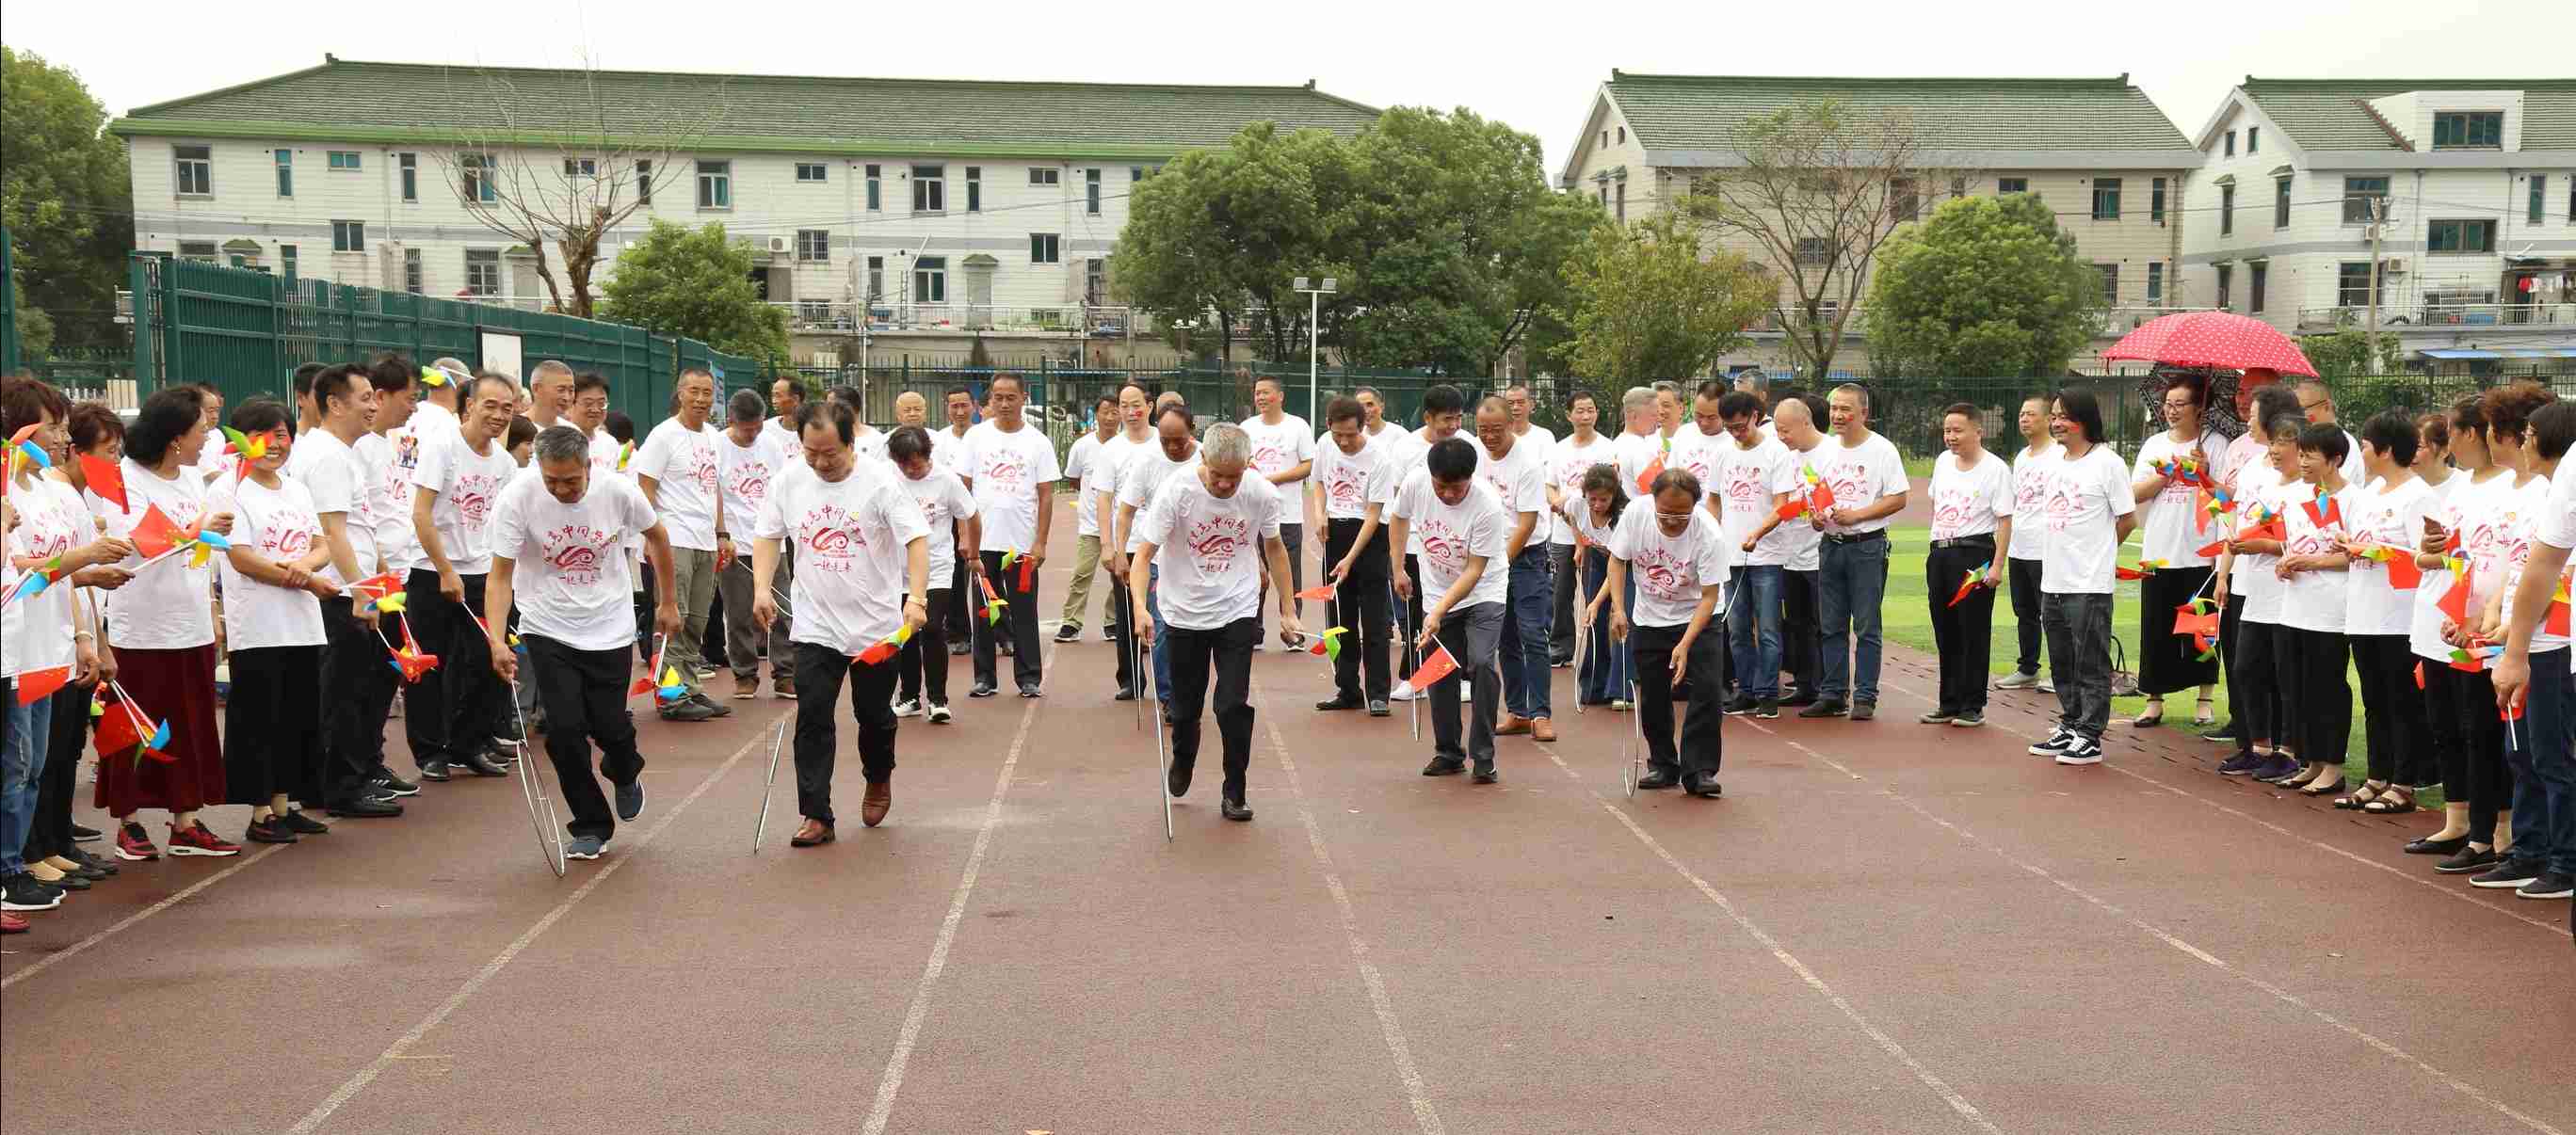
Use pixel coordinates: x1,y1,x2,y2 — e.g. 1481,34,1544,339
1994,670,2038,690
2054,738,2103,765
926,703,953,724
1388,685,1422,702
2037,679,2056,694
893,698,922,718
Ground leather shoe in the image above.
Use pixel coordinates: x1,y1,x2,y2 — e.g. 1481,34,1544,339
861,780,892,827
327,797,403,819
1421,756,1465,776
1686,772,1724,798
1531,717,1555,742
1315,695,1364,711
1634,767,1681,791
1495,713,1532,736
458,751,509,777
1367,700,1391,717
417,759,454,782
1167,759,1194,799
1221,796,1254,822
790,819,835,847
1114,685,1138,701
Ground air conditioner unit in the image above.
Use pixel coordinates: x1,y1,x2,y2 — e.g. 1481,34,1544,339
2379,259,2407,277
766,236,793,255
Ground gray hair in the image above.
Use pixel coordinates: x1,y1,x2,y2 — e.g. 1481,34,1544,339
533,424,591,465
1831,382,1871,415
729,388,765,422
1201,422,1251,468
529,360,573,383
1620,387,1656,418
1651,379,1681,396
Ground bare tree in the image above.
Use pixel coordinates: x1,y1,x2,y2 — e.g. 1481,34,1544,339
428,62,728,318
1674,99,1962,381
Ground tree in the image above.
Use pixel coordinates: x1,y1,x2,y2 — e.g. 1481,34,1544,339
1865,194,2103,377
1676,99,1958,381
431,63,724,318
1552,211,1770,389
1114,122,1341,368
598,220,788,363
0,48,134,355
2298,328,2400,379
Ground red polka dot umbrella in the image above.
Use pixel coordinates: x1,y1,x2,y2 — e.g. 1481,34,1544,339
2101,311,2317,376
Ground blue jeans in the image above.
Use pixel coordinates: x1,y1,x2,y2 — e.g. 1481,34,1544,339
1819,535,1892,703
1579,550,1634,703
1149,565,1173,706
2,685,56,876
1727,565,1785,700
2510,649,2576,875
1497,546,1554,720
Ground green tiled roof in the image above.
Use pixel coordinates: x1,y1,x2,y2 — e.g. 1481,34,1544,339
1603,72,2193,153
2240,78,2576,151
109,57,1381,159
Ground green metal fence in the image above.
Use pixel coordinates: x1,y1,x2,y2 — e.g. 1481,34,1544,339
126,253,765,427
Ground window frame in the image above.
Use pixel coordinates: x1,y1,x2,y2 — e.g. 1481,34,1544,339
1890,177,1920,222
1085,168,1102,216
2220,184,2235,235
174,144,214,197
2091,177,2121,221
2215,264,2232,310
2246,126,2259,153
2146,261,2165,305
403,248,424,295
327,150,362,171
2224,130,2236,157
398,152,418,202
795,162,829,184
2337,262,2378,308
280,244,298,280
2532,174,2549,225
795,229,830,263
2094,263,2120,307
2432,111,2504,150
696,159,733,210
911,164,945,214
636,159,653,205
330,219,364,253
1028,167,1059,186
464,249,503,296
2150,177,2167,222
2248,262,2267,313
965,167,981,213
2426,217,2496,254
1793,236,1830,265
865,164,881,212
1030,232,1061,264
865,255,884,303
177,241,218,262
1997,176,2028,196
2343,176,2388,225
275,149,294,199
912,255,947,304
461,153,498,204
2274,177,2292,229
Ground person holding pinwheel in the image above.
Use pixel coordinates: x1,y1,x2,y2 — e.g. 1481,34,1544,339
209,398,341,845
1921,403,2014,729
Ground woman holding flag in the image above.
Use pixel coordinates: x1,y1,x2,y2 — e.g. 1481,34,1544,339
209,398,341,844
87,387,237,860
2333,412,2436,814
2126,375,2230,729
2404,403,2502,855
2265,424,2358,794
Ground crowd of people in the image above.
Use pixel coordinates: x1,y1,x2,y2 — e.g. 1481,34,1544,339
4,360,2568,942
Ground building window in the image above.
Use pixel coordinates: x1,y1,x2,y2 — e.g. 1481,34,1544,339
330,220,363,252
465,249,502,296
1029,233,1060,264
563,157,596,178
178,241,217,262
1086,168,1102,215
2275,177,2292,229
2224,130,2236,157
912,255,946,303
1997,177,2027,195
2246,127,2259,154
2338,262,2377,308
2150,177,2166,222
2220,184,2235,235
1617,125,1625,145
796,162,828,183
1028,168,1059,186
1794,237,1830,265
174,145,213,196
1949,176,1967,199
2094,264,2119,307
398,152,418,201
912,165,944,213
2249,263,2267,313
1086,259,1105,305
2146,262,2165,304
280,244,298,280
328,151,361,170
965,167,981,213
2343,176,2388,224
2215,264,2232,310
2532,175,2549,224
461,153,497,204
275,149,294,198
696,160,731,209
795,229,829,262
2432,112,2504,149
635,159,652,205
1891,177,1920,221
865,256,884,303
865,165,880,211
1132,167,1147,184
2426,218,2497,253
2091,178,2121,220
403,248,424,294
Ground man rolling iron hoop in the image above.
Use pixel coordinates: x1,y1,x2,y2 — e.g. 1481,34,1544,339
484,427,682,861
752,400,933,848
1127,424,1303,823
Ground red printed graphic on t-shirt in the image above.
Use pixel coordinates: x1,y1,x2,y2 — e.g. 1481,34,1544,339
797,504,870,570
1929,485,1981,541
539,523,622,587
1632,545,1695,603
1183,514,1251,576
683,437,719,493
1417,517,1467,579
727,458,770,507
1324,462,1367,511
258,511,315,561
452,472,501,530
978,445,1032,497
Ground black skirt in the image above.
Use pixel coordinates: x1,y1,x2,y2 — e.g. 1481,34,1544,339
2136,566,2221,695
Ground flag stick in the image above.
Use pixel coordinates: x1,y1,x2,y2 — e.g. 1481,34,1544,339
751,715,789,854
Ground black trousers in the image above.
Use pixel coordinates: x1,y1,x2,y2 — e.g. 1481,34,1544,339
1782,568,1821,695
1324,518,1391,701
2423,659,2477,800
2137,566,2220,695
944,528,971,639
24,681,90,862
1549,541,1578,663
2232,620,2283,747
2351,633,2432,786
634,561,655,664
1107,574,1139,692
1167,617,1257,802
1633,621,1725,778
320,596,400,802
222,645,326,807
794,640,899,826
403,568,506,762
2280,627,2350,766
897,588,954,705
1925,540,1997,714
2216,592,2248,742
2444,665,2512,844
2006,556,2045,676
974,551,1044,689
523,635,645,842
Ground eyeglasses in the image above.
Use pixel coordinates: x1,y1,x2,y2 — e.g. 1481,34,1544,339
2298,400,2327,411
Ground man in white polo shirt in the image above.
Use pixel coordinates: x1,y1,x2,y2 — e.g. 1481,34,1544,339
1798,383,1909,721
631,367,732,722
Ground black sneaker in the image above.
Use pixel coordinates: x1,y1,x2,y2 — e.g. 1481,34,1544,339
2435,846,2504,874
1316,695,1365,711
72,823,103,843
1054,622,1082,643
1796,699,1848,719
2515,871,2573,900
1,873,65,912
244,816,298,844
2028,728,2075,756
375,765,420,794
1849,701,1877,721
34,869,88,891
2469,857,2545,889
67,848,119,877
1367,700,1391,717
1722,695,1759,715
1949,711,1985,727
660,698,718,722
1471,761,1498,784
1779,689,1819,708
492,720,524,744
371,774,421,798
1755,698,1779,719
328,796,404,819
970,682,998,698
615,779,646,823
1917,709,1958,725
281,810,330,835
689,692,733,718
1019,683,1042,698
416,759,454,783
2053,737,2105,765
1685,772,1724,798
1422,757,1466,776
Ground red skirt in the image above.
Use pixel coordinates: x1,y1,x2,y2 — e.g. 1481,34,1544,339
94,644,227,816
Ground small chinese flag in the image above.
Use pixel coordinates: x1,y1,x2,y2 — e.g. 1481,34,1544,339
14,665,71,706
2380,551,2421,590
1294,583,1338,601
1402,645,1459,692
128,504,183,560
2551,576,2571,637
78,453,127,511
853,624,914,667
1774,496,1810,521
2241,517,2286,544
2303,489,2342,530
2437,573,2472,624
1634,456,1664,497
2194,536,2230,559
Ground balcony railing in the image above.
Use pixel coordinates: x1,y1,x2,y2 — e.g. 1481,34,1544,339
771,301,1141,337
2295,303,2576,332
1747,305,2213,335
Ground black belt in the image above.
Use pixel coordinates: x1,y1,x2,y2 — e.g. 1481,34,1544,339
1823,530,1890,546
1930,535,1995,550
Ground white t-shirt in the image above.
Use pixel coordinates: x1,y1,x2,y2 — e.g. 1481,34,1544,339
2278,482,2355,633
490,473,659,652
1811,432,1908,537
2007,443,2060,561
852,425,889,467
2230,461,2289,625
376,411,455,574
1515,423,1556,452
632,418,724,552
1119,445,1202,556
1238,413,1316,506
2131,429,2229,568
93,458,216,650
1660,427,1728,504
753,461,931,653
2343,474,2437,637
1390,470,1510,611
3,476,85,679
1768,439,1827,572
1366,427,1435,555
1086,432,1149,544
2530,464,2576,671
1709,436,1785,567
933,425,974,473
1135,471,1283,631
2410,472,2477,661
2461,472,2546,622
410,431,521,576
1477,436,1550,549
1545,433,1616,546
1612,504,1730,629
1928,450,2014,541
2039,445,2136,596
1614,430,1669,496
2339,430,2366,487
1064,431,1106,537
959,420,1060,554
208,475,327,651
762,416,799,456
284,428,378,586
1312,435,1382,523
898,467,978,569
716,428,789,556
2492,475,2564,655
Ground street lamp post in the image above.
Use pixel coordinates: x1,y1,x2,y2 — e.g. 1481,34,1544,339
1294,276,1338,423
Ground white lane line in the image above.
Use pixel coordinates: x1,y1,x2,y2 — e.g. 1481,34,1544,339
1528,743,2001,1134
1876,678,2566,937
288,712,782,1134
1251,677,1447,1135
3,845,287,990
861,640,1057,1135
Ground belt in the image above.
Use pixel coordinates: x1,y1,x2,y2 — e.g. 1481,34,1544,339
1930,536,1995,550
1822,530,1889,545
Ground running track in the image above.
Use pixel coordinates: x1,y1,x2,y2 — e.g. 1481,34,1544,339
5,503,2569,1134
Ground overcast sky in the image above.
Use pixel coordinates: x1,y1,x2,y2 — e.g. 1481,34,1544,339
12,0,2568,177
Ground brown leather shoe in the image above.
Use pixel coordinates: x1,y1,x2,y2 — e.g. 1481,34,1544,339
861,780,892,827
1531,717,1555,742
1495,713,1532,736
789,818,834,848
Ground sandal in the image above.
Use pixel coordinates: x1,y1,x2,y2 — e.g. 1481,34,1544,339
2132,700,2165,728
2362,786,2418,815
2192,697,2216,728
2299,775,2347,796
2335,780,2388,810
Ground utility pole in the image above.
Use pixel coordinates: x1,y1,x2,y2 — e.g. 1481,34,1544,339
1293,276,1338,423
2365,197,2385,372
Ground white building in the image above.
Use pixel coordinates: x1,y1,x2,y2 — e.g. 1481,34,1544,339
2183,78,2576,372
108,56,1379,365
